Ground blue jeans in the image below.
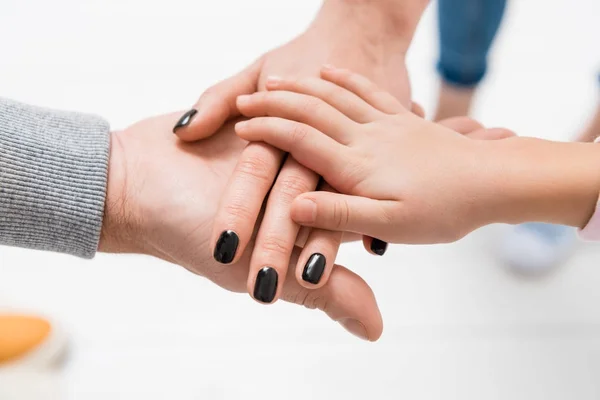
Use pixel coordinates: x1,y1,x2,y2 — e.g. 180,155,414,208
437,0,507,87
437,2,599,89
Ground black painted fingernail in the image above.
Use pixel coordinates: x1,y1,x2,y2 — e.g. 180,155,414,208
302,253,326,285
213,230,239,264
370,238,388,256
254,267,278,303
173,109,197,133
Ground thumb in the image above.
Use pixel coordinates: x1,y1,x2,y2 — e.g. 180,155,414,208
282,262,383,341
291,192,395,239
173,57,263,141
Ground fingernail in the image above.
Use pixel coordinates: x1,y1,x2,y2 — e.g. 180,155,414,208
370,238,388,256
293,198,317,224
213,230,239,264
302,253,326,285
237,94,251,106
173,109,197,133
254,267,278,304
339,318,369,341
322,64,336,70
235,120,248,132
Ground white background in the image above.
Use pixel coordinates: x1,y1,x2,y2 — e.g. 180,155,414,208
1,0,600,398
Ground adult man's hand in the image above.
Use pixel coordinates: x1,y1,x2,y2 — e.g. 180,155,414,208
99,112,383,341
174,0,424,140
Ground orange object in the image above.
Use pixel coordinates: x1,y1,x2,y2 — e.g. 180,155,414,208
0,314,52,364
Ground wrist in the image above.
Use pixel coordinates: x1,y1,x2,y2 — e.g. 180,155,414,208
313,0,427,54
478,137,600,228
98,131,142,254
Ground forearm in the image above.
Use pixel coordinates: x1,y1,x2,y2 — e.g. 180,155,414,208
480,137,600,228
315,0,429,53
0,97,110,258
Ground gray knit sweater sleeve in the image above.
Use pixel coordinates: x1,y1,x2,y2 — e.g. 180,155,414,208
0,97,110,258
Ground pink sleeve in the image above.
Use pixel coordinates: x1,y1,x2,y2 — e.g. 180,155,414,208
578,137,600,241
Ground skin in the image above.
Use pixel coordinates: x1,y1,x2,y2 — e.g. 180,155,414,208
234,67,600,242
174,0,430,304
99,113,383,341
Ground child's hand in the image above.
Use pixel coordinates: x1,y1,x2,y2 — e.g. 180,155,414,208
235,66,514,244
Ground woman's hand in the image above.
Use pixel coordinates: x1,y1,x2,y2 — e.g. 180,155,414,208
99,112,383,341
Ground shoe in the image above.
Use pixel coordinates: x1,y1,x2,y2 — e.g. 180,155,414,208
0,313,68,370
498,223,577,276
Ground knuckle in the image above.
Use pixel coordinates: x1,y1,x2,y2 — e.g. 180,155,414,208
200,85,218,100
235,154,275,186
331,198,351,230
336,160,365,191
260,235,292,257
302,293,329,311
286,289,329,311
299,96,324,115
377,203,399,226
222,200,255,223
274,174,313,203
288,122,309,144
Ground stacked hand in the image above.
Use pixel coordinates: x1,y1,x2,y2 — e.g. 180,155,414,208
99,0,462,341
172,0,416,307
97,0,600,343
100,113,383,341
99,89,512,342
235,66,515,245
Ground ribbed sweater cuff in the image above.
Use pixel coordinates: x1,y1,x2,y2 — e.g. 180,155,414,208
0,97,110,258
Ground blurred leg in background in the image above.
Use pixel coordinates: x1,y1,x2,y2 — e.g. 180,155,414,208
434,0,507,121
434,0,597,276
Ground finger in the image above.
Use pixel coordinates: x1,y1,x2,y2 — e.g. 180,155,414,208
236,90,355,143
320,65,405,115
235,118,347,177
437,116,484,134
295,184,343,288
295,226,312,248
466,127,516,140
290,191,398,241
410,102,426,118
248,158,320,304
173,58,263,141
212,142,285,265
280,251,383,341
209,240,383,341
264,76,383,124
362,236,389,257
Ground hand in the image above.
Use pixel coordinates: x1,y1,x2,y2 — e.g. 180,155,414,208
99,112,383,341
172,0,424,304
234,66,516,244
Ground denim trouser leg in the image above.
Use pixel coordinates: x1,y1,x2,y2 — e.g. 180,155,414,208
437,0,508,87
